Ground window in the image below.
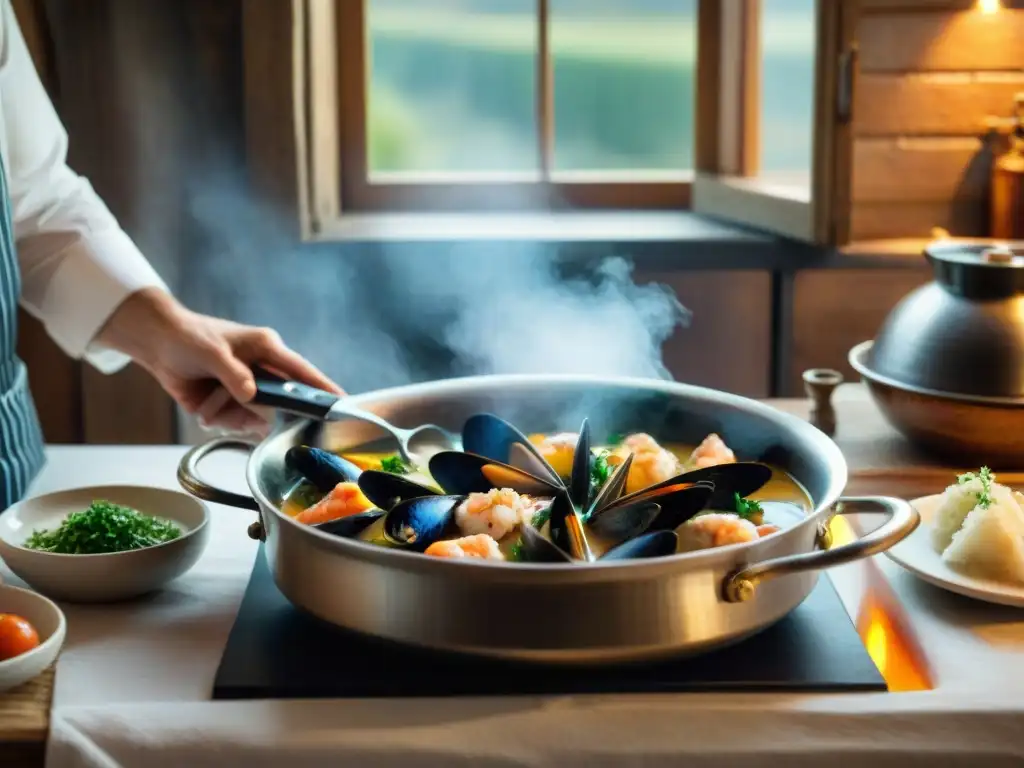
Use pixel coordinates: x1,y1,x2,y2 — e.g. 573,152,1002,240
245,0,855,245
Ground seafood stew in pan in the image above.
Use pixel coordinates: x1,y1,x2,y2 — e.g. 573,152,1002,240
280,414,812,565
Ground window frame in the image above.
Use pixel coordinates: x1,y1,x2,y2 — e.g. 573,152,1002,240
243,0,854,246
334,0,694,214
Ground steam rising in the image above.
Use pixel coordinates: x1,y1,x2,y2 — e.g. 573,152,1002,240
182,177,690,396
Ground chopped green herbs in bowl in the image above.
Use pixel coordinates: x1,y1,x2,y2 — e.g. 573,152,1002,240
24,501,182,555
0,485,210,603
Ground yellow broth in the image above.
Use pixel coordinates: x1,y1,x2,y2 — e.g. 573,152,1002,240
281,440,813,557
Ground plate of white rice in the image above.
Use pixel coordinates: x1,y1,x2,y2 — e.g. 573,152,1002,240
885,468,1024,607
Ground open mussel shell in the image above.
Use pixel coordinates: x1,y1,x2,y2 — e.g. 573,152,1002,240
358,469,439,511
313,508,386,538
597,481,714,533
600,530,678,561
587,500,661,544
586,452,633,518
519,522,573,563
428,451,562,497
381,495,461,551
568,419,592,510
462,413,561,484
285,446,362,493
675,461,773,508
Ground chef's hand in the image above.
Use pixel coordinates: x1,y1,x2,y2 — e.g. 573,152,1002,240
96,287,343,434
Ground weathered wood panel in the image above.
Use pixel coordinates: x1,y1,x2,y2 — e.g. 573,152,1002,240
787,267,933,396
852,137,992,202
859,10,1024,72
854,73,1024,137
850,200,988,239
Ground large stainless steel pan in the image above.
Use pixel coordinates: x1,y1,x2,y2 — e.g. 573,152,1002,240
177,375,918,665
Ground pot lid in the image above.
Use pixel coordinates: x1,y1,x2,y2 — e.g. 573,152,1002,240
867,240,1024,400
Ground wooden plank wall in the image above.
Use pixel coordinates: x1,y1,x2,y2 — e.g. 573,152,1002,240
851,0,1024,240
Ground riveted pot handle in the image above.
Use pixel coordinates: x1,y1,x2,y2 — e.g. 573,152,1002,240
722,496,920,603
177,437,260,512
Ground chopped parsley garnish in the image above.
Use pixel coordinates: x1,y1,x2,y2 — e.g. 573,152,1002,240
380,455,409,475
531,502,553,529
509,539,524,561
957,466,994,509
24,500,181,555
606,433,625,446
590,450,613,487
734,493,764,522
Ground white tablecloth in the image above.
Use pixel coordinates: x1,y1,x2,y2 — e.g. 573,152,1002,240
3,446,1024,767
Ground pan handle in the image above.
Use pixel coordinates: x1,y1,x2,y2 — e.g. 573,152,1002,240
177,437,260,512
722,495,920,603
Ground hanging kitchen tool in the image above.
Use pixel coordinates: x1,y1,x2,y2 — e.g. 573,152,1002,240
991,92,1024,239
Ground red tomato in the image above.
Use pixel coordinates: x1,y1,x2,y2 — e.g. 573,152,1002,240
0,613,40,661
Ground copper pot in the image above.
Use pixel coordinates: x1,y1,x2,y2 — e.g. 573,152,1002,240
850,240,1024,467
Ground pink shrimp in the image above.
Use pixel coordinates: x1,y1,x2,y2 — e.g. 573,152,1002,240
455,488,535,540
295,482,375,525
756,524,781,538
609,433,680,495
677,512,758,551
425,534,505,561
687,433,737,470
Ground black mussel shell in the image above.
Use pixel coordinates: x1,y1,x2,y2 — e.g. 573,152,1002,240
600,530,678,561
428,451,562,497
608,481,714,532
358,469,439,511
285,446,362,493
586,452,633,518
545,491,595,561
518,523,573,563
461,413,560,484
313,508,386,538
676,462,773,508
382,495,460,551
586,500,661,545
568,419,591,511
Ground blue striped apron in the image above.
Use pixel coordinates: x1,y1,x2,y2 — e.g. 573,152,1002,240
0,155,46,511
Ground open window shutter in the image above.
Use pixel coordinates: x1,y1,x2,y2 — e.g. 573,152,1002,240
693,0,857,246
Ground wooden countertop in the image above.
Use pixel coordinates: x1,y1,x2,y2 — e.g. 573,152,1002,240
0,382,1014,765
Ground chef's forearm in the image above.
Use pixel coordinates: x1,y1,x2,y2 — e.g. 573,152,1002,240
92,287,183,369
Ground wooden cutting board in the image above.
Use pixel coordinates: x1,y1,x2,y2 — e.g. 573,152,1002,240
0,667,52,767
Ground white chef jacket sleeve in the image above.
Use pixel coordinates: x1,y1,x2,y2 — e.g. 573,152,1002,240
1,0,169,374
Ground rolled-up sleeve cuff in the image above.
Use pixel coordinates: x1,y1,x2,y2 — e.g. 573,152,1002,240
37,228,169,375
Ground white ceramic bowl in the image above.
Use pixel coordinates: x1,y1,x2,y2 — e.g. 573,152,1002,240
0,582,66,692
0,485,210,603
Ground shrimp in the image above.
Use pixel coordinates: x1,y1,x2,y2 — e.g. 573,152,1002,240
756,524,781,538
687,433,736,470
608,433,680,495
529,432,578,478
425,534,505,561
677,512,758,552
455,488,533,540
295,482,375,525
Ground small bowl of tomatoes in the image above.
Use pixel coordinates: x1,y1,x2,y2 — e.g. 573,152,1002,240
0,581,66,692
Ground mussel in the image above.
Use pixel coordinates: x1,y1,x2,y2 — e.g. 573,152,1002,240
358,469,440,511
428,451,562,498
670,461,773,509
519,519,678,563
313,508,386,538
462,413,561,484
381,495,461,551
286,446,362,493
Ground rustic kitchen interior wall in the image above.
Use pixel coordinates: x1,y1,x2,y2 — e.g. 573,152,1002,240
851,0,1024,239
12,0,1015,444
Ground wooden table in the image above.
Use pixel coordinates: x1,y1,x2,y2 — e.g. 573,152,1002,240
0,383,1011,767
